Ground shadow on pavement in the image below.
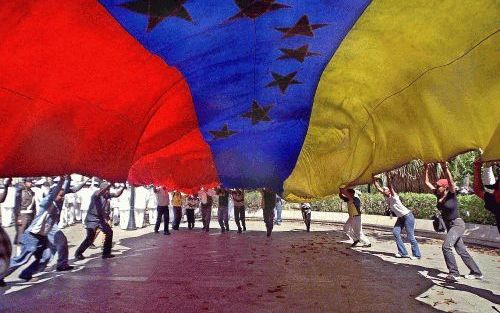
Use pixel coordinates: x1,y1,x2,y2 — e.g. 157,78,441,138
0,226,496,313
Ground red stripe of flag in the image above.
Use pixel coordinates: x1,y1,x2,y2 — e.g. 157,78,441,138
0,0,219,191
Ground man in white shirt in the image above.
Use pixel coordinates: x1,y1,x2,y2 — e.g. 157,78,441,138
154,186,170,235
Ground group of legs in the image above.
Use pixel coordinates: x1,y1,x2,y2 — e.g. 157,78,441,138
154,204,247,234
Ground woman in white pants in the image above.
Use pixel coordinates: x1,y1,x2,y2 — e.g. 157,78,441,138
339,188,371,248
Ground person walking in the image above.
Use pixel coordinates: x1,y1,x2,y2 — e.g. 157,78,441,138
373,173,421,259
424,162,483,281
274,195,283,225
171,191,183,230
231,189,246,233
261,188,276,237
300,203,312,232
35,177,87,273
154,186,170,235
0,176,66,285
74,182,124,260
339,188,371,248
198,188,215,232
186,194,199,230
13,178,36,255
217,187,230,233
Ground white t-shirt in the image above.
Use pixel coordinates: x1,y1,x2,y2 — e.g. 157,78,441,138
385,194,411,217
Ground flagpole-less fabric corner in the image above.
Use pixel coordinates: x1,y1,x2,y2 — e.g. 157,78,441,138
284,0,500,202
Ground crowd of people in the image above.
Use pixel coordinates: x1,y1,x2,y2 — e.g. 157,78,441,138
0,158,497,286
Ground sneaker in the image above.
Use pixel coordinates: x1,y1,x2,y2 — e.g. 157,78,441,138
74,254,85,261
221,228,225,233
102,254,115,259
56,265,75,272
409,256,421,260
350,240,360,248
464,273,483,280
237,229,242,234
446,274,461,282
395,253,408,258
154,231,159,234
164,231,171,235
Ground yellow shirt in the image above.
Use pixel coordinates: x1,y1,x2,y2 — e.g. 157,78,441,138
347,198,361,217
172,192,182,207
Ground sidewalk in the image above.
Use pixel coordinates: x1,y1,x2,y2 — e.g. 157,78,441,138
246,209,500,248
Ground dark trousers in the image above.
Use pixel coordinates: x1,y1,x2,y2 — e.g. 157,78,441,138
234,206,246,231
76,223,113,257
201,205,211,231
15,213,34,245
34,226,69,274
263,206,274,236
186,209,195,229
172,207,182,230
154,206,169,233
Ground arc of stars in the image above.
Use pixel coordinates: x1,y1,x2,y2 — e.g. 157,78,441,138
229,0,290,21
277,44,320,63
120,0,193,32
276,15,327,38
241,101,273,125
209,124,238,140
266,71,301,94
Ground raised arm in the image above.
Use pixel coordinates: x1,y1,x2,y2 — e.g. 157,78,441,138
338,188,350,201
62,176,72,194
110,184,126,198
372,175,385,194
386,173,396,196
424,163,436,191
39,176,66,210
69,178,89,194
440,162,456,193
0,178,12,203
473,159,485,199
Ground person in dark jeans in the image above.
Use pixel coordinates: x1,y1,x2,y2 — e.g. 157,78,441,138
217,188,230,233
154,186,170,235
36,177,88,273
186,194,198,230
171,191,183,230
75,182,124,260
261,188,276,237
198,188,215,232
300,203,312,232
425,162,483,281
231,189,246,233
0,177,66,285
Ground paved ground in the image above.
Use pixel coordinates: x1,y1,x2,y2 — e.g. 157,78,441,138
0,219,499,313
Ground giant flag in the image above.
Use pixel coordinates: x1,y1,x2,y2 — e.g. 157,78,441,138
0,0,498,199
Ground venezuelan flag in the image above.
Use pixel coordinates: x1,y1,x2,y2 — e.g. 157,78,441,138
0,0,498,199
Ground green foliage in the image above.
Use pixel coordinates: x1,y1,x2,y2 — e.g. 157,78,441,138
287,192,495,225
